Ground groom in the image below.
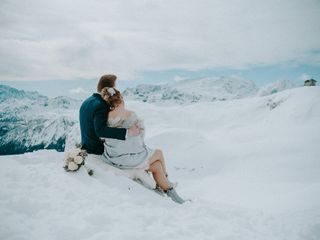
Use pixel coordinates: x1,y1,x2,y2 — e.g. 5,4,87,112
79,74,140,155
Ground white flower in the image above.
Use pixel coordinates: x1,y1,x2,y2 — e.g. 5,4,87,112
107,87,116,96
79,150,87,157
74,149,82,156
64,148,87,172
68,162,79,171
65,149,76,159
64,152,70,160
74,156,84,164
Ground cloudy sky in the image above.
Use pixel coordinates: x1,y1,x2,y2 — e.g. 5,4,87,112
1,0,320,86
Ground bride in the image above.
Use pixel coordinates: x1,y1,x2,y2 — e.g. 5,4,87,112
100,87,185,204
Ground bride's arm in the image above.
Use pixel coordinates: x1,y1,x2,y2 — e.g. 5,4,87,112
124,110,145,137
94,107,127,140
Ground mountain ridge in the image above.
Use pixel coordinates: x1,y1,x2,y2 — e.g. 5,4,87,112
0,84,80,155
123,76,296,104
0,79,307,155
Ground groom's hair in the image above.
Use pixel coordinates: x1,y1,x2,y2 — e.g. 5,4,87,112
97,74,117,92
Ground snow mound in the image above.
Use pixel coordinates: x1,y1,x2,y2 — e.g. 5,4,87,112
1,150,318,240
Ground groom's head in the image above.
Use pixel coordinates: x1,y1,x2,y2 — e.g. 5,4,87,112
97,74,117,92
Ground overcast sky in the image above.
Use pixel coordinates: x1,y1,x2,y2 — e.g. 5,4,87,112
0,0,320,82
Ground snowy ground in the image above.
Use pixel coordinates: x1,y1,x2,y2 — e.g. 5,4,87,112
1,87,320,240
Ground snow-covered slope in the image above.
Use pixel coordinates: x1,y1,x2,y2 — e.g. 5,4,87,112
257,79,297,96
0,85,80,155
1,86,319,240
123,76,258,104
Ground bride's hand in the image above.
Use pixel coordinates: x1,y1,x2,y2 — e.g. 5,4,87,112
128,124,140,136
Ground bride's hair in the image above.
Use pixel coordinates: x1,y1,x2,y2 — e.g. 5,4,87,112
101,87,122,109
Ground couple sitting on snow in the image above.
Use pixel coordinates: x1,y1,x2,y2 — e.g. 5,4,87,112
79,74,185,204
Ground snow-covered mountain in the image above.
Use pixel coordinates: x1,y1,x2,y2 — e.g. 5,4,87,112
123,77,300,104
0,78,302,155
1,86,319,240
123,76,258,104
0,84,48,103
257,79,298,96
0,85,80,155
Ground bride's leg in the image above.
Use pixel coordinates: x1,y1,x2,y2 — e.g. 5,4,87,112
148,149,168,176
147,160,170,190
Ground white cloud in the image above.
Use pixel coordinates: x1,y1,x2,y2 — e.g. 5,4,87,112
1,0,320,81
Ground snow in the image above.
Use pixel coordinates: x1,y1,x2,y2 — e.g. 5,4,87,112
1,86,320,239
257,79,297,97
0,78,296,154
0,85,80,154
123,76,258,104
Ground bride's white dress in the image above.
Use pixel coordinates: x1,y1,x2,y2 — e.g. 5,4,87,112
102,113,155,170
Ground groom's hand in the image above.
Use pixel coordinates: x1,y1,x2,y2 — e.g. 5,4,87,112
128,124,140,136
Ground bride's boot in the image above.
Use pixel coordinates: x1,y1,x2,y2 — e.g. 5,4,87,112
165,187,185,204
153,185,165,196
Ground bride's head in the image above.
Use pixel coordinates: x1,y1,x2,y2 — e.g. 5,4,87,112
101,87,123,110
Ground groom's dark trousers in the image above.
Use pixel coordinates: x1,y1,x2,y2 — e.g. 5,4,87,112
79,93,126,154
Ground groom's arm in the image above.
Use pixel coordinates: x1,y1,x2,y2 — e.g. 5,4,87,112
93,107,127,140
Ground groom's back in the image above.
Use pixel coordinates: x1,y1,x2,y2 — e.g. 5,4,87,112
79,93,107,154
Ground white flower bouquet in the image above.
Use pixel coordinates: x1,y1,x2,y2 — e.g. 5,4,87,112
63,148,93,175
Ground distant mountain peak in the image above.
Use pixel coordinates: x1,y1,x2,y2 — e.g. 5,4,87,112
0,84,48,103
123,76,258,104
257,79,297,97
0,84,80,155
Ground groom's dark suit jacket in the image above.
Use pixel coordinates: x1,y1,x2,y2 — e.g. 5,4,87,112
79,93,126,154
